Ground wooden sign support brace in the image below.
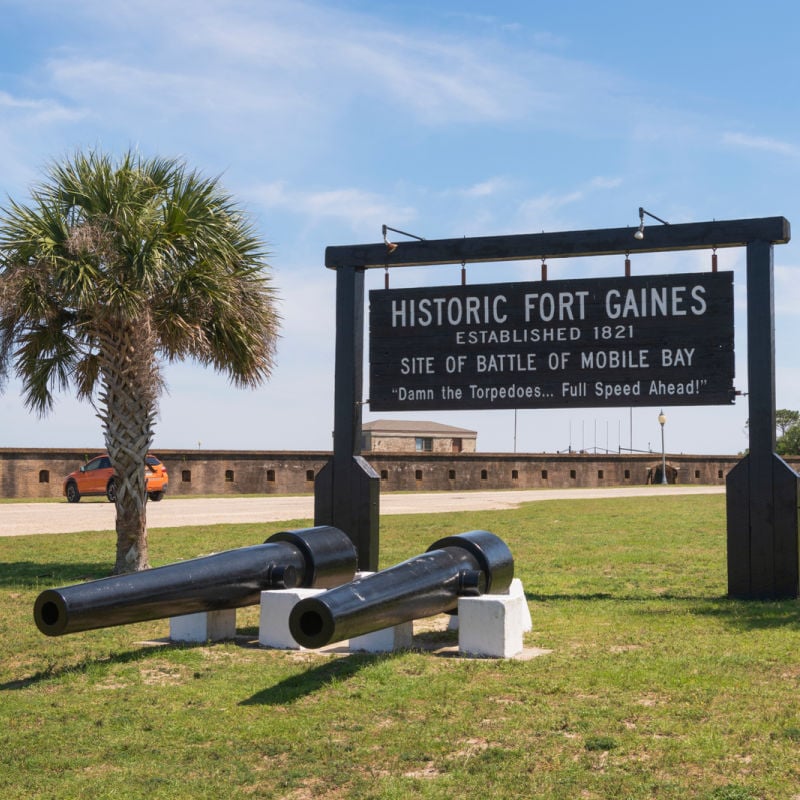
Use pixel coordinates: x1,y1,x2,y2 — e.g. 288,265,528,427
726,240,800,598
313,266,379,571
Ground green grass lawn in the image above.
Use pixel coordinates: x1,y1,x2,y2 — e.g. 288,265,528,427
1,495,798,799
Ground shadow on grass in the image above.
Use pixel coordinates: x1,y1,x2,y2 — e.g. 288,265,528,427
241,653,381,706
0,643,179,691
527,592,616,602
525,591,721,602
527,591,800,630
0,561,113,588
689,597,800,630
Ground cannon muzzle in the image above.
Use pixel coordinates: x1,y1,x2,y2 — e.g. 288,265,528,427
34,526,356,637
288,529,513,649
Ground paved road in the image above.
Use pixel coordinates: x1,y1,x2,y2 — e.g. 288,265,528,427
0,485,725,537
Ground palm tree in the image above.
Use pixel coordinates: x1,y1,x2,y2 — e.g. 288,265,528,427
0,150,279,573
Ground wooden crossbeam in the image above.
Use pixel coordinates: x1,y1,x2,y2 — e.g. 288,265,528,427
326,216,790,270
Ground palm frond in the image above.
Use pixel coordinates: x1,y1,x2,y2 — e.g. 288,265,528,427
1,146,280,406
14,322,82,414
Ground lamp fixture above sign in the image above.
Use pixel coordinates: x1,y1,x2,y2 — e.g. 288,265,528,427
382,224,425,253
634,207,670,240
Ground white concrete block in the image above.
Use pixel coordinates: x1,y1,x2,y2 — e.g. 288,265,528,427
457,591,527,658
349,621,414,653
509,578,533,632
259,587,325,649
170,609,236,643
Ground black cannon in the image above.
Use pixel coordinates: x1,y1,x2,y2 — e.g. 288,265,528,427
288,529,514,649
34,526,357,637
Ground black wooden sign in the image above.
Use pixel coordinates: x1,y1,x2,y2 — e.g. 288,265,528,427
369,271,734,411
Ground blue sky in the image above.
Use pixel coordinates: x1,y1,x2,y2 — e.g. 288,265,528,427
1,0,798,456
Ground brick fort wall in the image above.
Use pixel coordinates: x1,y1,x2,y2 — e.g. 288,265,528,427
3,447,796,499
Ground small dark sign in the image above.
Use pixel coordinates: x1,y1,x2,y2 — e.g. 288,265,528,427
369,271,734,411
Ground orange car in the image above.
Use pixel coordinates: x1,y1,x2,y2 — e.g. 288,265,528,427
63,454,169,503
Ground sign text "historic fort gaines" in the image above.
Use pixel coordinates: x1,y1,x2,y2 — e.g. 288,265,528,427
369,272,734,411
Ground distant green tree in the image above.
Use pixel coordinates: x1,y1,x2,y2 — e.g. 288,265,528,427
776,409,800,437
745,409,800,441
0,150,280,573
777,424,800,456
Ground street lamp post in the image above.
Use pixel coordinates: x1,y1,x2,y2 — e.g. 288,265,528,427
658,410,668,485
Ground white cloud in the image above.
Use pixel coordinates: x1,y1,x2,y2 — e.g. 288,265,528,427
458,177,512,198
722,131,799,158
25,0,641,139
515,175,624,230
0,90,76,119
248,182,415,235
0,89,85,130
47,57,309,122
587,176,623,190
518,190,583,222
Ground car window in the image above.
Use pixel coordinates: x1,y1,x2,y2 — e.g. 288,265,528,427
85,458,103,472
146,456,161,466
99,457,112,469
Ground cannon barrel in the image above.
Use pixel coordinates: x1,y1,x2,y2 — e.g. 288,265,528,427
34,526,357,637
288,530,514,649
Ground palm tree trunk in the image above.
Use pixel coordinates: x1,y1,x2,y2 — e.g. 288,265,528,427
111,477,149,574
96,320,160,574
